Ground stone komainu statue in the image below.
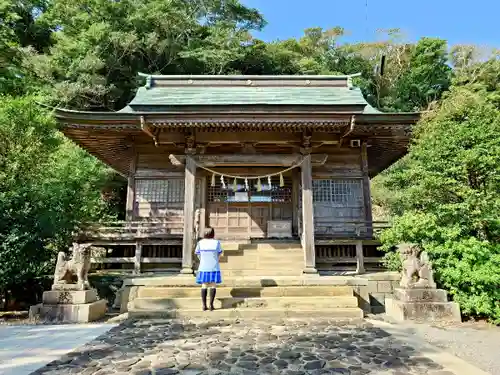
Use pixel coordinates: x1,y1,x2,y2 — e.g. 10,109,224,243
53,242,93,291
398,243,437,289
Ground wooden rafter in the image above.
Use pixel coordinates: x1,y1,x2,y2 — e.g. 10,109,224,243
140,116,158,147
339,115,356,148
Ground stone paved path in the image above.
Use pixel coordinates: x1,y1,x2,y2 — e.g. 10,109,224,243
29,318,481,375
0,323,116,375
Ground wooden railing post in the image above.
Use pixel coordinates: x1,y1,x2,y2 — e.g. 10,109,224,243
355,240,365,274
134,242,142,275
181,155,196,274
125,145,137,221
301,154,317,274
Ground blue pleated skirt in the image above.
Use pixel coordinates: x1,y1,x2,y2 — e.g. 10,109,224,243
196,271,222,284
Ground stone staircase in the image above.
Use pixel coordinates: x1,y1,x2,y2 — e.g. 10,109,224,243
218,242,305,277
125,242,364,319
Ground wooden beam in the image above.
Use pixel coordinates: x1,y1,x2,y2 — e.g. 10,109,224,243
339,115,356,147
125,145,137,221
194,131,301,144
301,154,317,274
181,155,196,274
169,154,328,167
141,257,182,263
90,257,135,264
361,141,374,237
140,116,158,146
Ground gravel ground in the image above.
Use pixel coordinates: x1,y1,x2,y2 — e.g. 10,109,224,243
372,315,500,375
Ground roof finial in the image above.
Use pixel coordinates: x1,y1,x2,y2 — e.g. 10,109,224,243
347,76,353,89
346,73,362,90
145,75,152,90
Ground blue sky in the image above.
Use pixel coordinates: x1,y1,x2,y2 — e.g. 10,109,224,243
242,0,499,48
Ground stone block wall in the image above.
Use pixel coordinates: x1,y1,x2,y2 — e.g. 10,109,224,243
360,272,400,314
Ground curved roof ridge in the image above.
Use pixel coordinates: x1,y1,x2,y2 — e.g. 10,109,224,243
137,72,362,80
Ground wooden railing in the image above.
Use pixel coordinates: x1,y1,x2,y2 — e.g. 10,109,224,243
90,244,182,274
314,220,390,239
80,220,184,242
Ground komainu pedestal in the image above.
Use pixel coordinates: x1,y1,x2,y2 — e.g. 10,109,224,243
385,243,461,322
29,243,107,323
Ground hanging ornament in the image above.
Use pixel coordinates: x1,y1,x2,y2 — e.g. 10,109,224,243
267,176,272,187
244,178,249,191
220,175,226,189
280,173,285,187
232,178,238,192
257,178,262,192
211,173,216,187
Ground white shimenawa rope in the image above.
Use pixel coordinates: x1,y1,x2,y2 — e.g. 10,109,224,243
193,156,306,181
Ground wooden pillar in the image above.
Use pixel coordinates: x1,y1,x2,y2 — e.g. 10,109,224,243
134,242,142,275
181,155,196,274
355,240,365,274
125,146,137,221
292,169,299,236
199,176,207,238
301,154,317,274
361,141,373,236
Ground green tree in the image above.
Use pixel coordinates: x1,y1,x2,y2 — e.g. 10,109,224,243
26,0,264,110
393,38,452,111
0,0,52,95
0,96,113,308
379,57,500,322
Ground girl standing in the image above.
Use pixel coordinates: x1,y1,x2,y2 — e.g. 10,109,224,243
195,227,223,311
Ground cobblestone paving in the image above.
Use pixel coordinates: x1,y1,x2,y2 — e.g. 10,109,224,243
31,318,457,375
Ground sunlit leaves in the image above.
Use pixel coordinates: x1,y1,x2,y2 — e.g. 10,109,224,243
378,58,500,321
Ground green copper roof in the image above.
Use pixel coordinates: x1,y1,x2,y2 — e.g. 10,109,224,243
128,86,369,107
126,73,369,109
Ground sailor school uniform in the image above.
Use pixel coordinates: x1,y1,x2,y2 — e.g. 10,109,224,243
195,238,223,284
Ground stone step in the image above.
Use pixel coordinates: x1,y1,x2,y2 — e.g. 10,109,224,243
128,307,364,320
137,285,354,298
124,275,366,288
220,266,304,273
220,263,304,275
221,248,303,255
221,243,302,251
220,259,304,267
219,260,304,267
219,251,304,260
220,254,305,262
222,269,303,277
132,296,359,310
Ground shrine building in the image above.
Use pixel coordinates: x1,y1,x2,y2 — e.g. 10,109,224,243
54,74,419,275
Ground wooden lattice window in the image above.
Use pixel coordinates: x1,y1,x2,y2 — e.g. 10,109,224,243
208,180,229,203
312,179,363,206
208,177,292,203
270,177,292,203
136,179,184,204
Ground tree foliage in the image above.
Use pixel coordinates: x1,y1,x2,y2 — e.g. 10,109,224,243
378,57,500,322
0,96,116,306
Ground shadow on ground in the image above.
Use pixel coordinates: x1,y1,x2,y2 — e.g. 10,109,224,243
30,318,451,375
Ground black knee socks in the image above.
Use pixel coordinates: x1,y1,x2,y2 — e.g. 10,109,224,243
201,288,208,311
209,288,216,311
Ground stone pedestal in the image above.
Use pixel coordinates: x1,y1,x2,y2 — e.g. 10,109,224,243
386,288,461,322
30,289,107,323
